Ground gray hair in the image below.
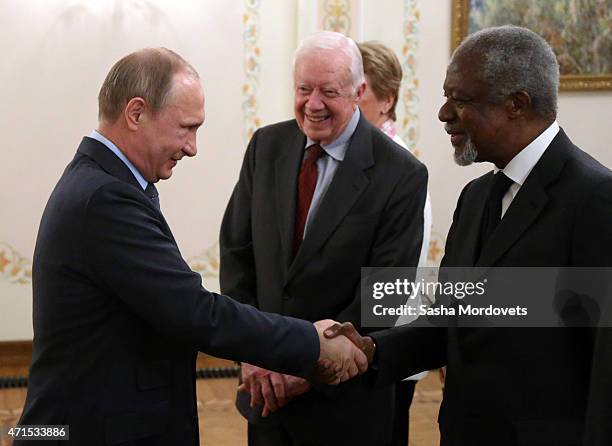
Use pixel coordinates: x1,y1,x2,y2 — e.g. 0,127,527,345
452,25,559,120
293,31,365,93
98,47,199,123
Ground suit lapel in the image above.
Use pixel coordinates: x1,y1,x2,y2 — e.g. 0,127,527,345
275,130,306,272
77,137,175,240
475,129,571,270
461,174,493,267
475,181,548,269
286,117,374,283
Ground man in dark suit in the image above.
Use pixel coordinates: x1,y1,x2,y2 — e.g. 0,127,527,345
220,31,427,446
326,26,612,445
15,47,368,446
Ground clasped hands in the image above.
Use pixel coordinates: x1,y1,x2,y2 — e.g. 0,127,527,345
238,319,375,417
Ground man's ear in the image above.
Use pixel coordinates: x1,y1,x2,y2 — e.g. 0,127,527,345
507,91,532,120
124,97,147,130
354,82,366,102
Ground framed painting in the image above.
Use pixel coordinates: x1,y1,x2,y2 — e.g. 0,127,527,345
451,0,612,90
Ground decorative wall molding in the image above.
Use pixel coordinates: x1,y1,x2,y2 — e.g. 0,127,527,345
400,0,420,157
187,242,220,279
242,0,262,144
297,0,362,45
0,243,31,285
320,0,352,35
0,237,220,287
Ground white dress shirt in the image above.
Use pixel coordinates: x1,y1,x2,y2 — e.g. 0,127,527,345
497,121,560,217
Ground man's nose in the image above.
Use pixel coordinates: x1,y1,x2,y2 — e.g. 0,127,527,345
184,133,198,157
438,99,454,123
306,90,325,110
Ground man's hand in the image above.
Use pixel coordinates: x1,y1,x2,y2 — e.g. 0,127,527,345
313,319,369,384
261,375,311,417
284,375,312,399
323,321,376,364
239,363,287,416
238,365,312,417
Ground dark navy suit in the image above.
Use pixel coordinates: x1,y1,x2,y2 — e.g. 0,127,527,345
17,137,319,445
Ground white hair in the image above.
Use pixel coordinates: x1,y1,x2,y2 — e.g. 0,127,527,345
293,31,365,93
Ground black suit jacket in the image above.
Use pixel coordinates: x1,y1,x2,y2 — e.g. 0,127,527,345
371,129,612,446
220,115,428,445
16,137,320,446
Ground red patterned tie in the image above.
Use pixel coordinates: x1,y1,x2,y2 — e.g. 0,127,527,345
293,144,325,255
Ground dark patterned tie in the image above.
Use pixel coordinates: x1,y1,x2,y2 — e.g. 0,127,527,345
478,171,513,256
145,183,160,211
293,144,326,255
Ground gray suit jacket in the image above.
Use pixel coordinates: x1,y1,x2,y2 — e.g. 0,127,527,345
220,115,428,445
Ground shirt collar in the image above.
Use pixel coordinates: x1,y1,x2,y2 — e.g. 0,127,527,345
495,121,560,186
89,129,148,190
305,108,360,162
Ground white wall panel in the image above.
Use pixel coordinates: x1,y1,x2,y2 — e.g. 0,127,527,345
1,0,610,340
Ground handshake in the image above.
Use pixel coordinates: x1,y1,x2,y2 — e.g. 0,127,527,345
313,319,376,383
239,320,375,417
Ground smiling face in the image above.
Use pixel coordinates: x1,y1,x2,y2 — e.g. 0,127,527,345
438,53,512,167
136,72,205,182
293,49,363,145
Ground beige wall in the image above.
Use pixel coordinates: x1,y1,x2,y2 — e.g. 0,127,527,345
1,0,611,340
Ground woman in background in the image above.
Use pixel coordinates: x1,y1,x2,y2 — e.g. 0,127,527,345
358,40,433,446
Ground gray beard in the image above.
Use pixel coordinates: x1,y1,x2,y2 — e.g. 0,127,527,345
454,137,478,166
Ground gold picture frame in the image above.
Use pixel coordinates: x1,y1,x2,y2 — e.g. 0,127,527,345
451,0,612,91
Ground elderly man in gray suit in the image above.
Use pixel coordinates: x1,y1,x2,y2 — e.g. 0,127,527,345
220,31,428,446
